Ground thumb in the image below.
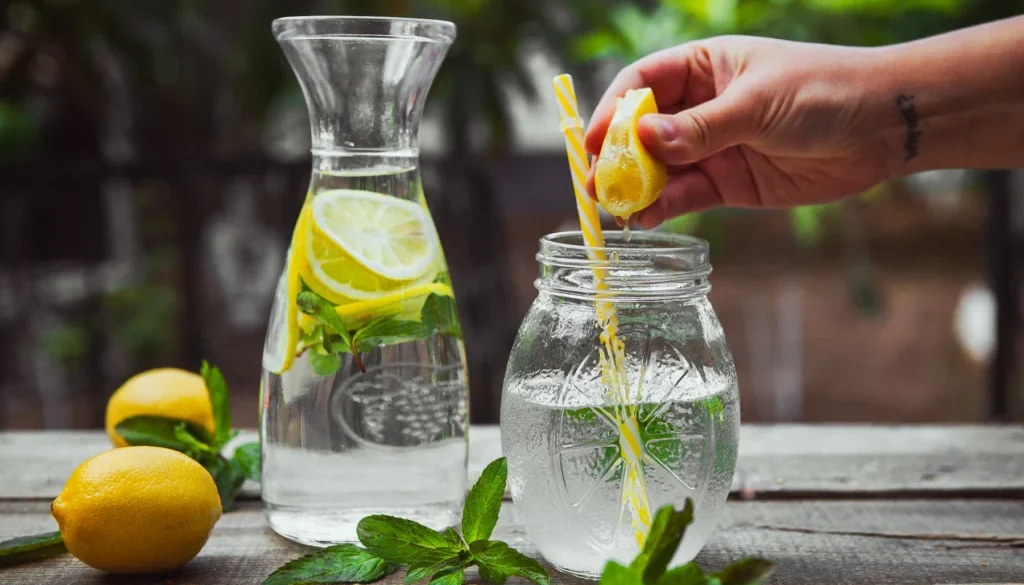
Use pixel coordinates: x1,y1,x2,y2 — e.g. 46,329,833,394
638,93,752,165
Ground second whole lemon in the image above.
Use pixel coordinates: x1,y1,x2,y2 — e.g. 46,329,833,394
105,368,215,447
594,87,669,220
51,446,222,574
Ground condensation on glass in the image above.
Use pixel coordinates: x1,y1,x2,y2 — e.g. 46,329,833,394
501,231,739,578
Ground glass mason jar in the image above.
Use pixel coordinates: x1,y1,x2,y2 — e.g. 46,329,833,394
260,17,468,547
501,231,739,578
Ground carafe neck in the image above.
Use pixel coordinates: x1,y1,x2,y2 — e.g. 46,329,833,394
274,17,455,156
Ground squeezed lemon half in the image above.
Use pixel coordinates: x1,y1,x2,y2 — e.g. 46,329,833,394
594,87,668,220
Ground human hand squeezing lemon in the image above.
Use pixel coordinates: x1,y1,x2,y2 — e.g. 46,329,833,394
585,17,1024,227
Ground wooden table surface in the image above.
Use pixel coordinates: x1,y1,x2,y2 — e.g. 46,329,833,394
1,425,1022,584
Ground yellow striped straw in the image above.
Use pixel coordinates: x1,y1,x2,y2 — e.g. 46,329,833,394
552,74,605,257
552,73,652,548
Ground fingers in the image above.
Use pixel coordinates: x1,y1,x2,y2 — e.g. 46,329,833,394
584,45,697,155
637,89,753,166
636,168,723,229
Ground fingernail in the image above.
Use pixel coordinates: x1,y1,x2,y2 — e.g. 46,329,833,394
648,116,676,142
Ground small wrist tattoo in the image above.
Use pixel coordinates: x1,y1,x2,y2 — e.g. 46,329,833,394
896,94,920,162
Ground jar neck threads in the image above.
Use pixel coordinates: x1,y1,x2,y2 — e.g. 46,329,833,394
534,231,712,303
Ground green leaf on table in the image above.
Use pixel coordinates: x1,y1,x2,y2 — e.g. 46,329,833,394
428,567,465,585
354,315,430,352
470,540,550,585
0,531,67,568
309,349,342,376
442,527,466,551
232,442,261,482
115,415,214,454
461,456,507,542
205,455,246,512
403,548,465,584
708,558,775,585
636,501,695,583
263,543,396,585
657,564,706,585
420,293,462,339
173,422,219,459
357,515,456,566
599,561,634,585
201,359,232,447
597,500,697,585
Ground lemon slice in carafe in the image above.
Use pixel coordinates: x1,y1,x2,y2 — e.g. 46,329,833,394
262,204,312,374
300,189,440,304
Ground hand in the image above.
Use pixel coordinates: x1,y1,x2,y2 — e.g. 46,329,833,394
585,36,898,228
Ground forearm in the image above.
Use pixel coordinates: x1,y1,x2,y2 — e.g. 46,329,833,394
869,16,1024,177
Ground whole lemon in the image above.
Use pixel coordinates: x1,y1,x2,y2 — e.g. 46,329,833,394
106,368,215,447
51,446,222,574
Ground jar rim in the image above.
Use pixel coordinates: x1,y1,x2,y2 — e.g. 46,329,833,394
535,230,712,302
539,230,709,256
273,16,456,43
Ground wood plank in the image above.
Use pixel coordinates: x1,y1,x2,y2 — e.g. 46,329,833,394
3,425,1023,499
2,500,1022,584
0,428,503,500
734,424,1024,497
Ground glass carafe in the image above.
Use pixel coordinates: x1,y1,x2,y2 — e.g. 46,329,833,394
260,16,467,546
501,231,739,578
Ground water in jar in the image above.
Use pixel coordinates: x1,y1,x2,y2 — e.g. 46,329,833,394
502,351,738,578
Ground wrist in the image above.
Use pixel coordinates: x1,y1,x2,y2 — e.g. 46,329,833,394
861,44,934,180
864,17,1024,177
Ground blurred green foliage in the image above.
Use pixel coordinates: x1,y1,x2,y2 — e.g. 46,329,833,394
4,0,1021,360
2,0,616,370
38,322,89,366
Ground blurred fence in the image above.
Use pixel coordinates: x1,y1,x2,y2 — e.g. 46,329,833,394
2,158,1022,428
0,153,566,427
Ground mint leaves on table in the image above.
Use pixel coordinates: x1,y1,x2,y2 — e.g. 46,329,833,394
201,359,235,447
233,441,262,482
470,541,549,585
598,500,774,585
114,360,258,511
356,457,546,585
263,544,397,585
0,532,67,568
264,456,775,585
357,515,457,565
264,456,549,585
295,281,462,377
461,457,506,542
